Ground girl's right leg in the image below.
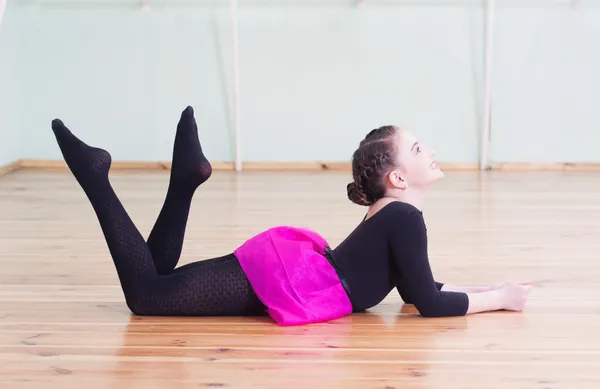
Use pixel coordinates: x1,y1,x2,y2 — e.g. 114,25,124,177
146,107,212,275
51,119,265,316
143,108,265,314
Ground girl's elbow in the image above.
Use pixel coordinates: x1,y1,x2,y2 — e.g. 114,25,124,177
415,303,443,318
419,310,443,318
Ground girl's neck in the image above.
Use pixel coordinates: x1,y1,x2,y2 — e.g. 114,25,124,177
394,188,427,212
366,189,427,220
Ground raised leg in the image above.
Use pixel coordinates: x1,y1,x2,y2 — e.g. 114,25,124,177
51,119,265,316
146,106,212,274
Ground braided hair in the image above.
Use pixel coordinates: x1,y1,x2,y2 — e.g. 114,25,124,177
347,125,399,206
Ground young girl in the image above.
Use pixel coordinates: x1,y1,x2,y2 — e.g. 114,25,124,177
50,106,531,326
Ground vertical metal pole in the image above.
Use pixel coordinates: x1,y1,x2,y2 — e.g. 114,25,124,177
480,0,495,170
231,0,242,172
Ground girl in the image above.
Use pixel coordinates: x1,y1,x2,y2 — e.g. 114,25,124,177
50,106,531,326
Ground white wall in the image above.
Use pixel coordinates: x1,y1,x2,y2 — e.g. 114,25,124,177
0,1,20,167
4,1,600,166
236,6,483,163
16,5,234,163
10,2,484,164
491,6,600,163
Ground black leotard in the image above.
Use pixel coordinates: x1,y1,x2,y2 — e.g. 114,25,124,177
330,201,469,317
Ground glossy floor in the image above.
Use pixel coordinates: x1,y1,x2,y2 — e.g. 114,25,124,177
1,168,600,388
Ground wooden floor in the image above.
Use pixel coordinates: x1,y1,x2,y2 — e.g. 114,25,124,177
1,168,600,388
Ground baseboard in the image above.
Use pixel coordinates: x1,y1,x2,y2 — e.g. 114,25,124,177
0,160,22,177
489,162,600,171
214,162,479,171
15,159,347,171
15,159,477,171
6,159,600,173
232,162,353,171
18,159,174,171
16,159,240,171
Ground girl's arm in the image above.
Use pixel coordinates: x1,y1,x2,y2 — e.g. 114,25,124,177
440,284,491,293
441,281,533,294
439,282,533,314
391,211,532,316
391,213,470,317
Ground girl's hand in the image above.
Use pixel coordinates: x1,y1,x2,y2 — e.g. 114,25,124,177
498,282,532,311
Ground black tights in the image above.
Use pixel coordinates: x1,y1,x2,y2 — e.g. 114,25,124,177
51,107,266,316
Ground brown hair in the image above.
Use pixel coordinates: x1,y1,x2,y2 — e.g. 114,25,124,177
347,125,399,206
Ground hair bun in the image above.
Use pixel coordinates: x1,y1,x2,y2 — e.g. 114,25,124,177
346,182,373,206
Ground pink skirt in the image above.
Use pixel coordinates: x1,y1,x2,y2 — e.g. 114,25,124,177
233,226,353,326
